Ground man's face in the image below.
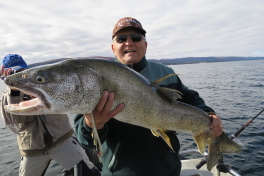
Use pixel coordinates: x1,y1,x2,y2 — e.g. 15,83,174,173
112,28,147,65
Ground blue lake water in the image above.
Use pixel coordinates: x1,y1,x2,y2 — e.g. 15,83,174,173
171,60,264,176
0,60,263,175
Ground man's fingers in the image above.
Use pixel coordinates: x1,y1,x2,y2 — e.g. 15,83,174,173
1,65,4,75
7,69,12,76
103,92,115,112
210,115,220,128
210,115,224,137
87,91,124,129
94,91,110,113
1,68,12,77
107,104,125,119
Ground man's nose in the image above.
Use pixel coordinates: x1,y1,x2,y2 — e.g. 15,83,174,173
124,36,134,45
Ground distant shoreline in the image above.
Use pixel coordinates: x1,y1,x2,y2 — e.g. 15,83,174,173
149,56,264,65
28,56,264,68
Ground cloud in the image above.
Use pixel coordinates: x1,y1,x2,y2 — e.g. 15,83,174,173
0,0,263,64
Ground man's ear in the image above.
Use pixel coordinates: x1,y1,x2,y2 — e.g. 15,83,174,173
111,44,115,54
145,41,148,54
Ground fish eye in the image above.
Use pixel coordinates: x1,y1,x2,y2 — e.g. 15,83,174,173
36,76,45,83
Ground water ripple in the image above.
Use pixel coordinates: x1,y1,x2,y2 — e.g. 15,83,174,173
171,60,264,176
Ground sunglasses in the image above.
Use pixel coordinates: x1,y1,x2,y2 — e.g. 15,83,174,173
114,34,143,43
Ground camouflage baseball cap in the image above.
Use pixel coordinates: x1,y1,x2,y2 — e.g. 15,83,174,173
112,17,146,38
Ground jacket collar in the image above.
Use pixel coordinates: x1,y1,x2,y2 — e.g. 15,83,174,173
115,55,147,72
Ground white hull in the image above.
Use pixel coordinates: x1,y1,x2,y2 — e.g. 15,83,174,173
180,149,241,176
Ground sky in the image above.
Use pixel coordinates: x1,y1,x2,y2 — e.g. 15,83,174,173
0,0,263,64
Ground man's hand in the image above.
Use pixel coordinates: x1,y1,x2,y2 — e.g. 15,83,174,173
210,115,223,137
84,91,124,129
1,65,12,77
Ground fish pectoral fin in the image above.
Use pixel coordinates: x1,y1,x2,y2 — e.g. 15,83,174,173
151,74,178,85
207,132,242,171
157,87,182,102
91,112,103,157
151,129,175,152
151,129,170,136
150,129,160,137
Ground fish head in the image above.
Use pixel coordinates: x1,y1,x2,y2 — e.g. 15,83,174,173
4,60,103,115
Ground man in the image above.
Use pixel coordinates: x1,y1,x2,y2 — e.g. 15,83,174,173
74,17,223,176
0,54,101,176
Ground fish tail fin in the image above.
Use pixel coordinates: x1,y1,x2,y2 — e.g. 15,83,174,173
91,113,103,157
207,132,242,171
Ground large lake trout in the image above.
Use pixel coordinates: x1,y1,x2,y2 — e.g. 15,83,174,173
3,58,241,170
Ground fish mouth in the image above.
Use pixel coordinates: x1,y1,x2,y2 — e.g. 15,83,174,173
4,87,51,115
14,98,44,110
4,97,46,115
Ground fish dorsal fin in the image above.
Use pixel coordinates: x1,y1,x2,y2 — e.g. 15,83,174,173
157,87,182,102
151,74,178,86
150,74,182,102
151,129,175,152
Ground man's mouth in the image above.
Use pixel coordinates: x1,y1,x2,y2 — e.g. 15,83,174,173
124,50,136,53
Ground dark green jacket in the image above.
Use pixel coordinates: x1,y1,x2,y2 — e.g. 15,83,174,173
74,56,215,176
